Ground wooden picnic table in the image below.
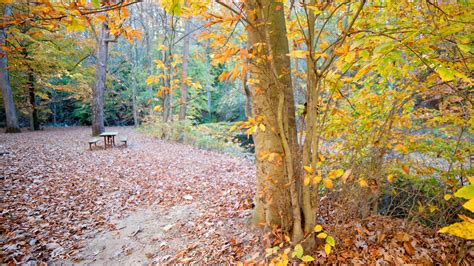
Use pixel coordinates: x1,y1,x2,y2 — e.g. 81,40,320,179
99,131,118,149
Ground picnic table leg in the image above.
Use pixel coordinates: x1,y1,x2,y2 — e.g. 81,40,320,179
103,136,107,149
112,136,116,147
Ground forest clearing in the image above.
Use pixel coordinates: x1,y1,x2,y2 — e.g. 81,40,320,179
0,127,466,264
0,0,473,265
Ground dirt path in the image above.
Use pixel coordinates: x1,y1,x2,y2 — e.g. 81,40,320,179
1,127,259,264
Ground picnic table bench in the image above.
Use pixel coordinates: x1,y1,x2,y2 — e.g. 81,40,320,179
120,136,128,147
88,137,100,150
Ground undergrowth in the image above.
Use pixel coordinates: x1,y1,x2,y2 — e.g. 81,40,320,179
138,117,254,160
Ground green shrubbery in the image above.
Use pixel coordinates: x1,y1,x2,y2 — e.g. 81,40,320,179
139,117,253,159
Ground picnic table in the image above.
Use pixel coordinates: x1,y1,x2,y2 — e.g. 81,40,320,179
100,131,118,149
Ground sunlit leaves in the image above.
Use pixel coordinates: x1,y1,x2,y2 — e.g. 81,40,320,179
440,184,474,239
314,224,323,232
317,232,327,238
387,175,394,184
287,50,308,59
436,66,455,82
291,244,303,259
323,178,333,189
439,221,474,240
454,184,474,199
328,169,343,179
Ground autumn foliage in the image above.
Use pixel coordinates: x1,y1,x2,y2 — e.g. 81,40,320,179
0,0,472,264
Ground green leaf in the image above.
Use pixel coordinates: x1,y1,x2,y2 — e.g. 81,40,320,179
292,244,304,259
301,255,315,262
454,184,474,200
92,0,100,8
457,44,473,53
326,236,335,247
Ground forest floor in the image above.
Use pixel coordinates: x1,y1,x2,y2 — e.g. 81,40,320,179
0,127,470,264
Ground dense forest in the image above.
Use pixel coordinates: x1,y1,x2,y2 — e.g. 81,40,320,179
0,0,472,264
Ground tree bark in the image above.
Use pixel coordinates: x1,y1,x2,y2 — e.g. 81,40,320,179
0,5,20,133
28,69,40,131
92,23,109,136
132,80,139,127
246,0,303,241
243,74,252,118
179,19,191,121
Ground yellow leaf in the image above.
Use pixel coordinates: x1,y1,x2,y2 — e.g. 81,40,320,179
444,194,452,201
301,255,314,262
329,169,344,179
287,50,308,59
323,178,333,189
304,165,314,174
313,175,322,184
259,124,266,131
439,221,474,240
395,144,408,153
306,5,321,14
334,44,350,55
158,44,167,51
153,106,162,112
436,66,455,82
345,51,356,63
324,243,331,254
387,175,394,184
314,225,323,232
146,75,160,85
463,198,474,212
317,232,327,238
304,176,311,186
358,178,368,188
318,153,326,162
319,41,328,50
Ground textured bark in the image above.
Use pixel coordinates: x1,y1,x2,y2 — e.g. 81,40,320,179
0,5,20,133
243,75,252,118
92,23,109,136
246,0,302,240
301,0,318,238
179,19,191,121
28,70,39,131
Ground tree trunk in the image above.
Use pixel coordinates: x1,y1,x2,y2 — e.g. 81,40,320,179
246,0,303,241
92,23,109,136
179,19,191,121
0,5,20,133
243,75,252,118
206,85,212,121
132,78,139,127
28,70,40,130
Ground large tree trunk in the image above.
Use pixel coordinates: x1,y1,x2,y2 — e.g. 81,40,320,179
0,5,20,133
28,69,40,131
178,19,191,121
92,23,109,136
246,0,303,241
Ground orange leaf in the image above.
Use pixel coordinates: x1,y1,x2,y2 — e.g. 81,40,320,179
323,178,333,189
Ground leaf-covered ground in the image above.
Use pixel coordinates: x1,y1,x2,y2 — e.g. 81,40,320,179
0,127,470,264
